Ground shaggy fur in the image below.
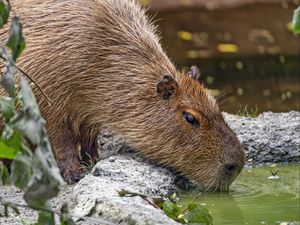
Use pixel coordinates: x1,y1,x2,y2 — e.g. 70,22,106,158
1,0,245,188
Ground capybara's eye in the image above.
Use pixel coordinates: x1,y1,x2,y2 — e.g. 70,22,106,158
182,112,200,128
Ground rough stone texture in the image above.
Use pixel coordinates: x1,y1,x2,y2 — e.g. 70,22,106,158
72,155,178,225
70,112,300,224
0,185,74,225
1,112,299,225
224,111,300,166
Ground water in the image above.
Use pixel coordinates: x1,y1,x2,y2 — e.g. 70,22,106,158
152,3,300,114
179,165,300,225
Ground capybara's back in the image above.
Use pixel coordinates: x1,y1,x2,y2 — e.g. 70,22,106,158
2,0,245,188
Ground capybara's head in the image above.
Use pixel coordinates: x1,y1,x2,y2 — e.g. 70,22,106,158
147,69,246,191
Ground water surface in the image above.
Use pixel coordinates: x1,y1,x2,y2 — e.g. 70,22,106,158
180,165,300,225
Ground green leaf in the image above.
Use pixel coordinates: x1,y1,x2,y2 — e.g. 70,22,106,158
0,96,16,122
0,0,10,28
6,16,26,61
20,78,41,117
0,141,17,159
184,203,213,225
14,79,43,144
10,154,32,189
292,6,300,34
0,47,16,97
0,161,10,185
24,144,64,208
60,203,76,225
36,209,55,225
1,129,23,154
17,117,43,144
163,200,181,220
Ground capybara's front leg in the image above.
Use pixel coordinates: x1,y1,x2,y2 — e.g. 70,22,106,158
55,143,85,184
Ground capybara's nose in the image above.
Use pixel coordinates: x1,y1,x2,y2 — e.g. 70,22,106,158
224,162,240,176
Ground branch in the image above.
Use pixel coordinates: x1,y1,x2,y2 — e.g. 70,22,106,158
0,56,54,105
14,64,54,105
178,192,202,216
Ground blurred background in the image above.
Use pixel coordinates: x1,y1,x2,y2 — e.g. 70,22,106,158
140,0,300,114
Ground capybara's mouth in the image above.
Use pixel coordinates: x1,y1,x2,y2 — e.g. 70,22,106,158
197,163,243,192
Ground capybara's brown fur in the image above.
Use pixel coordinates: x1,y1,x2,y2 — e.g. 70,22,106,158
1,0,245,189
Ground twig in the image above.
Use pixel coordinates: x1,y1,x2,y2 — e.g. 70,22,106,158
178,192,202,216
118,189,163,209
14,64,54,105
0,56,54,105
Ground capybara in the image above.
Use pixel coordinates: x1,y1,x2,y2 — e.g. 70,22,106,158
1,0,245,189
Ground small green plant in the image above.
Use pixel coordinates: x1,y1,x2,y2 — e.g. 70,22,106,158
292,6,300,34
0,0,74,224
80,153,96,174
162,193,213,225
237,105,258,118
118,190,213,225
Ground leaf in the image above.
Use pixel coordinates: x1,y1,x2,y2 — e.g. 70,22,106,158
6,16,26,61
24,144,64,208
20,78,41,117
17,117,42,144
60,203,76,225
1,129,23,155
292,6,300,34
36,209,55,225
0,96,16,122
162,200,181,220
184,203,213,225
0,161,10,185
0,47,16,97
10,154,32,189
0,0,10,28
0,141,17,159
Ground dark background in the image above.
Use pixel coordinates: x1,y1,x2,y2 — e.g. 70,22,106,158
143,0,300,113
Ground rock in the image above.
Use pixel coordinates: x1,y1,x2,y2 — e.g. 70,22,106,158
70,112,299,225
223,111,300,166
72,155,178,225
1,112,299,225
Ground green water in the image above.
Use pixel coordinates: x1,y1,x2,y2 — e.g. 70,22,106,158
179,165,300,225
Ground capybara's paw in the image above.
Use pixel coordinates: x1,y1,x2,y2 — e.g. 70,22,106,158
63,167,85,184
58,159,85,184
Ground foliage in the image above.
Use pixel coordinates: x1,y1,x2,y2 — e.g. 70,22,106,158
162,197,213,225
0,0,74,224
0,161,10,185
237,105,258,118
118,190,213,225
292,6,300,34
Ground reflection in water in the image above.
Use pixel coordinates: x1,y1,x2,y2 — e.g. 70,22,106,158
179,165,300,225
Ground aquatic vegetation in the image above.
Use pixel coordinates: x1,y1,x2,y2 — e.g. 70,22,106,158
237,105,259,118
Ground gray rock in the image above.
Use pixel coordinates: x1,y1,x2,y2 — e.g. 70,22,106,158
72,155,178,225
1,112,299,225
71,112,300,224
223,111,300,166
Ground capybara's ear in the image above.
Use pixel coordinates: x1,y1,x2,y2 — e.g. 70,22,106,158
156,75,178,99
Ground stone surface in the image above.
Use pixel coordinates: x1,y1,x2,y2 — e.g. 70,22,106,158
224,111,300,166
0,185,74,225
72,155,178,225
1,112,299,225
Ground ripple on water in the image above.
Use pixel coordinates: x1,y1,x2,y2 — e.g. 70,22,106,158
180,165,300,225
